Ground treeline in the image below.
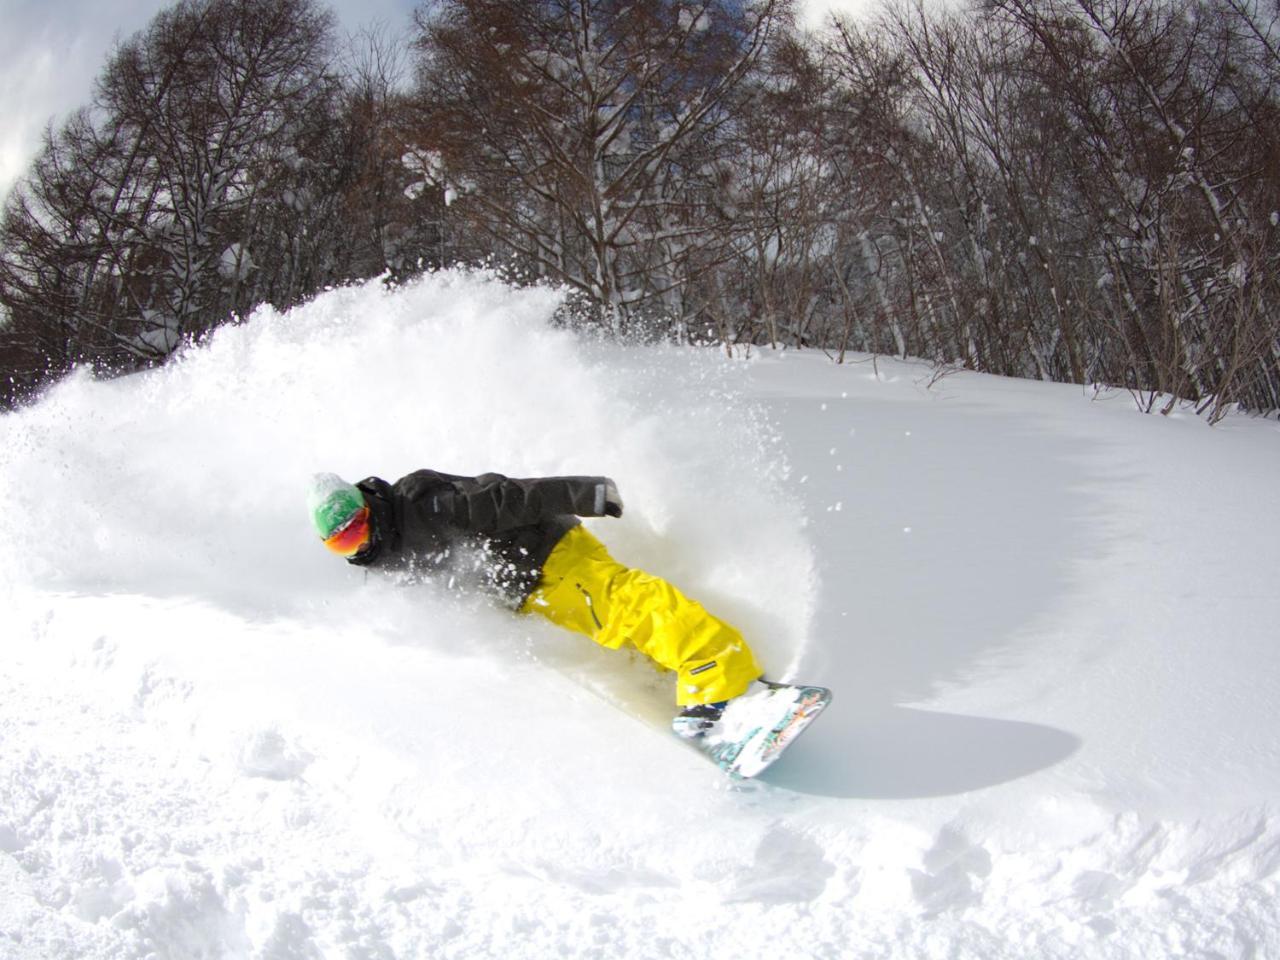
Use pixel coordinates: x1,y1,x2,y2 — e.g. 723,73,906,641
3,0,1279,418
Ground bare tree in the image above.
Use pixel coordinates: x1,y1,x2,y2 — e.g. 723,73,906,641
101,0,336,352
407,0,792,330
324,22,453,280
0,0,338,383
4,0,1277,417
991,0,1280,417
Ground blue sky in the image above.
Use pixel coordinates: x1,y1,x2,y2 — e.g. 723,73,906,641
0,0,868,201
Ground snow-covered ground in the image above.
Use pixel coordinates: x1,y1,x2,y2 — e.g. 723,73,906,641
2,270,1278,959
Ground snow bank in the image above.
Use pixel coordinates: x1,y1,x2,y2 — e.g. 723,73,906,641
2,269,1279,959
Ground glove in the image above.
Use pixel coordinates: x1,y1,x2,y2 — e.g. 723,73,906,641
600,479,623,518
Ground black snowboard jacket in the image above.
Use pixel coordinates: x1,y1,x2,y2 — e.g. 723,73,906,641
349,469,623,603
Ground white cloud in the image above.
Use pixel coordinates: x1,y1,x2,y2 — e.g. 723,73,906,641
0,47,59,195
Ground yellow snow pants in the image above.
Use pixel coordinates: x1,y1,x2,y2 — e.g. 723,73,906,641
521,525,763,706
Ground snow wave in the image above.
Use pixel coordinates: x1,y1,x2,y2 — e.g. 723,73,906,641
0,268,814,672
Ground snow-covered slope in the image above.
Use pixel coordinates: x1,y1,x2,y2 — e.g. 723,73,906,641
2,270,1278,959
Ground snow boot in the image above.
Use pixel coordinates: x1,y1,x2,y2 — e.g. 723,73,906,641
671,700,728,740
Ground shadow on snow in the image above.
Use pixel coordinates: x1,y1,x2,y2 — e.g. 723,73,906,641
757,392,1105,799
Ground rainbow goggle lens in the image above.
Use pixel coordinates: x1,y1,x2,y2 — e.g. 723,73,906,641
323,506,372,557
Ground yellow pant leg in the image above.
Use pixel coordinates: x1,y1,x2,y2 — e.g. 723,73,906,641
522,525,763,706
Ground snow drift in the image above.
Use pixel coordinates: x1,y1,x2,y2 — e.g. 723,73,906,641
2,269,1278,959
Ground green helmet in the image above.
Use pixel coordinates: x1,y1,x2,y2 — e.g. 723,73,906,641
307,473,366,540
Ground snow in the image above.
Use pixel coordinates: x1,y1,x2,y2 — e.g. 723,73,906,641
133,308,183,356
2,269,1279,958
218,244,255,282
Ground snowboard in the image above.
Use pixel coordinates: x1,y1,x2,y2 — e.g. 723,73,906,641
529,637,830,779
688,680,833,779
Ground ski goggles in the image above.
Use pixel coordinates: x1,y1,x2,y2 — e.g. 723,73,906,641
322,506,372,557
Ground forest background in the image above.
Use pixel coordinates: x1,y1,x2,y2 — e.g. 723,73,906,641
2,0,1278,420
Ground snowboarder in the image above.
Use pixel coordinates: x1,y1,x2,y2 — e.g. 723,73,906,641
307,469,765,739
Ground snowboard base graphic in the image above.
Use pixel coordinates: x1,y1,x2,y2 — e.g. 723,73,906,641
530,638,829,779
687,681,832,779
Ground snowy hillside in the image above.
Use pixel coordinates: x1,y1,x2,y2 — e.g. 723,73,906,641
2,270,1279,959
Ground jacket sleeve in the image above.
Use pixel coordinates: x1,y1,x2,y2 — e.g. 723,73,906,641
396,470,622,534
